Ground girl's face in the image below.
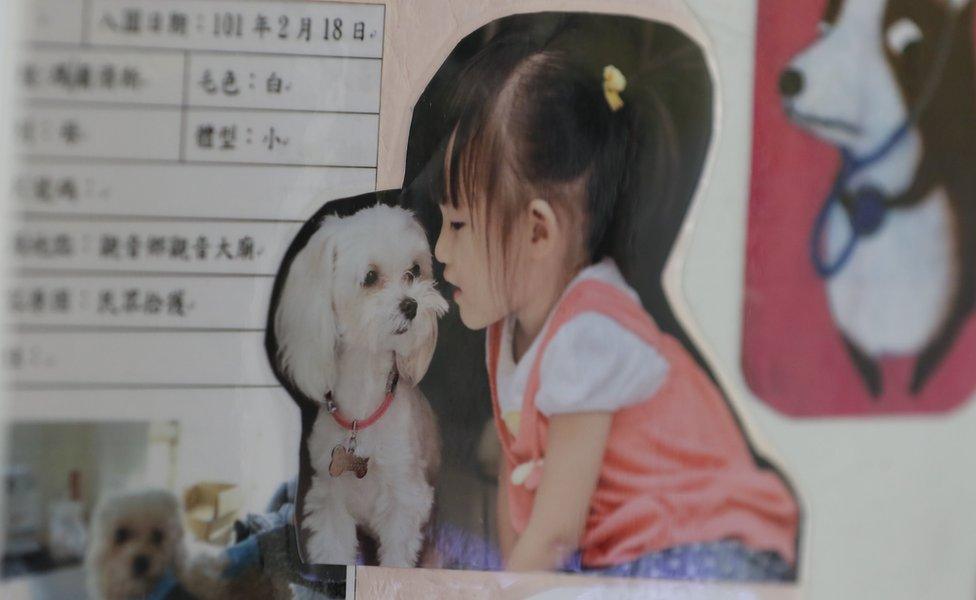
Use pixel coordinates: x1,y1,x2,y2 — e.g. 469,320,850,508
434,200,512,330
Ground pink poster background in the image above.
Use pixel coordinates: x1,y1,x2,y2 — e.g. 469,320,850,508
742,1,976,417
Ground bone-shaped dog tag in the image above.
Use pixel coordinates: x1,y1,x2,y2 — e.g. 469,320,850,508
329,445,369,479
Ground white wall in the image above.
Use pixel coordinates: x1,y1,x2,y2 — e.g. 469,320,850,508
677,2,976,599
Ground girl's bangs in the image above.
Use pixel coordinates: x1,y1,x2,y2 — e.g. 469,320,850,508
444,115,499,215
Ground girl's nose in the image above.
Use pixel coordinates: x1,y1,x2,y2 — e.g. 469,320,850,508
434,230,449,264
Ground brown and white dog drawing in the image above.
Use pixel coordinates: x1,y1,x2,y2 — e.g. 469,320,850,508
780,0,976,396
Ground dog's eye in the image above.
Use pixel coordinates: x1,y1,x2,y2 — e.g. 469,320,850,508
886,18,923,56
449,221,465,231
150,528,164,546
114,527,132,545
363,270,379,287
404,263,421,284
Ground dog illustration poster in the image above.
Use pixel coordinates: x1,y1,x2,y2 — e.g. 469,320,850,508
264,10,801,585
744,0,976,416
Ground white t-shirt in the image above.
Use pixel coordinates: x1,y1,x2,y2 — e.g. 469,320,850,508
494,257,670,417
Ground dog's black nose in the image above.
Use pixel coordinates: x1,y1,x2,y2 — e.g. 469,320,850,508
400,297,417,321
132,554,150,577
778,68,804,97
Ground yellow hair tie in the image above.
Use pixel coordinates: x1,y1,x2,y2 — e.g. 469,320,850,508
603,65,627,112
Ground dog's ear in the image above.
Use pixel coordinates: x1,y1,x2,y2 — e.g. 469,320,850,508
395,285,447,386
274,217,340,401
396,316,438,386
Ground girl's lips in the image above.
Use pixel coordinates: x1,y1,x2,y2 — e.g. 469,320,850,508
444,275,461,298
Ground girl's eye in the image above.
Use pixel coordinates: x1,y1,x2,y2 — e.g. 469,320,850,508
450,221,465,231
150,528,164,545
114,527,132,545
363,270,379,287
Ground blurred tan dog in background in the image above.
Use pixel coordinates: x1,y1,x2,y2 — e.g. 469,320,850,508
85,489,289,599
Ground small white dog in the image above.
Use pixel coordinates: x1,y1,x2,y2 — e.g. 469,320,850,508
274,204,446,567
85,489,287,599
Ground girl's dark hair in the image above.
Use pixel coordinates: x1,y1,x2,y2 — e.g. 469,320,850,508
443,35,675,269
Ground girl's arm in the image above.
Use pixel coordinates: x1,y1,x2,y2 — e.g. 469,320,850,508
505,412,612,572
497,460,518,562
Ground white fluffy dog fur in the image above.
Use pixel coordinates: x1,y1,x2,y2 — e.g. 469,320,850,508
274,204,446,567
86,489,286,599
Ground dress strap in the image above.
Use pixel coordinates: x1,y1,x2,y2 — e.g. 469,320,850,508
486,321,518,467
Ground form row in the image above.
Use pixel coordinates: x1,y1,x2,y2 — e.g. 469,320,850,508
28,0,384,58
18,106,379,166
20,48,381,113
8,275,279,330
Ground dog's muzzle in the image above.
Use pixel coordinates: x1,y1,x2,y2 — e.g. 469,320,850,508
395,297,417,334
132,554,150,577
400,297,417,321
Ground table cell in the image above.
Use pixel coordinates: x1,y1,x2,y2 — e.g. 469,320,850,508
5,331,276,386
184,109,377,167
6,387,299,428
25,0,84,44
188,53,380,112
7,276,272,330
17,106,181,161
19,48,185,105
13,219,298,275
13,163,376,220
89,0,384,58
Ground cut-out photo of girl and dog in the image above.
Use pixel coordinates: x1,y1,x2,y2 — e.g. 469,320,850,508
264,8,799,586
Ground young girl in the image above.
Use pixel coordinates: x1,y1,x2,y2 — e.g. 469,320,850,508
433,39,799,581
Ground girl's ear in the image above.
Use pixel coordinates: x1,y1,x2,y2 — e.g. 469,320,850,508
526,198,560,255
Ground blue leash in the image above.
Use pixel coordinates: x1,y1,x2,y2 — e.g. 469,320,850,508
809,121,911,278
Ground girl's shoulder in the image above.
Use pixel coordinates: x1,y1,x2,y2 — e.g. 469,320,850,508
536,310,669,416
534,261,669,416
555,257,656,334
568,257,642,305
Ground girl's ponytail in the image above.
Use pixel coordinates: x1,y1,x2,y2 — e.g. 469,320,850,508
588,65,643,264
591,64,678,269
